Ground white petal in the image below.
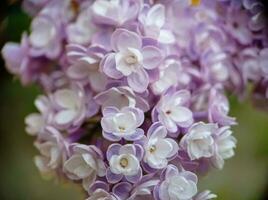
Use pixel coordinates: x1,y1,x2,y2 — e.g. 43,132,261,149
54,110,77,125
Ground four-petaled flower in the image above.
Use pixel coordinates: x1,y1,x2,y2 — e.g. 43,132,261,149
101,106,144,141
102,28,162,93
140,122,179,169
106,143,144,183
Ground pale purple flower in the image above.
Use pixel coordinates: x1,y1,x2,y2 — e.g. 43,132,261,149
128,175,159,200
87,181,118,200
140,122,179,169
34,126,68,175
94,86,149,111
180,122,217,160
91,0,142,26
1,34,51,84
51,87,88,130
224,9,253,45
66,9,96,45
29,15,62,59
151,57,191,95
66,44,108,92
243,0,266,31
139,4,175,44
208,88,236,126
64,144,106,190
211,126,237,169
101,28,162,93
154,164,198,200
153,90,193,134
25,94,53,136
101,106,144,141
106,143,144,183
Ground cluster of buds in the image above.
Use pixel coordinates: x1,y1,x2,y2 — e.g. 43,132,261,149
2,0,267,199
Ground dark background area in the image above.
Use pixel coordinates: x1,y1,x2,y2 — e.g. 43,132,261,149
0,0,268,199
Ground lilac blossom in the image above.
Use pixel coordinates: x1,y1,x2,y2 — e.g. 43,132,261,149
211,126,237,169
140,122,178,169
64,144,106,190
106,144,144,183
66,44,108,92
91,0,142,26
94,86,149,111
2,0,267,199
180,122,217,160
34,126,68,175
153,90,193,134
29,15,62,59
154,165,198,200
101,28,162,92
101,106,144,141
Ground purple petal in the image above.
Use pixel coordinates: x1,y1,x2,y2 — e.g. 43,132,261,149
106,168,123,184
107,143,122,160
134,144,144,161
127,68,149,93
148,122,167,139
125,167,142,183
102,106,119,116
1,42,24,74
124,128,144,141
113,182,132,200
111,29,142,52
142,46,162,69
101,53,123,79
164,164,179,179
66,62,90,80
102,131,121,142
89,181,109,194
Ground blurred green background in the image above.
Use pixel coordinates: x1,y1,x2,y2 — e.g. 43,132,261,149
0,1,268,200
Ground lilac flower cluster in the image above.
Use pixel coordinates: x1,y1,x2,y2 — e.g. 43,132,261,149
2,0,267,199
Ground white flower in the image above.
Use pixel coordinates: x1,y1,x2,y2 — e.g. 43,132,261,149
25,113,45,136
94,86,149,111
101,107,144,141
67,9,96,45
29,16,57,49
155,90,193,133
152,58,190,95
64,144,106,190
109,153,140,176
34,127,67,174
167,175,198,200
140,4,175,44
158,165,198,200
115,47,143,76
180,122,217,160
25,95,52,136
143,122,178,169
52,88,85,128
212,126,237,169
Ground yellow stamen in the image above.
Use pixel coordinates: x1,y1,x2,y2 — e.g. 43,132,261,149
191,0,201,6
120,158,128,168
149,145,156,153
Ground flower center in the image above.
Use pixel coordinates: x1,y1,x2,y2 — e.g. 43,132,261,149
149,145,156,153
120,158,129,168
165,110,172,115
118,126,126,132
125,54,138,65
